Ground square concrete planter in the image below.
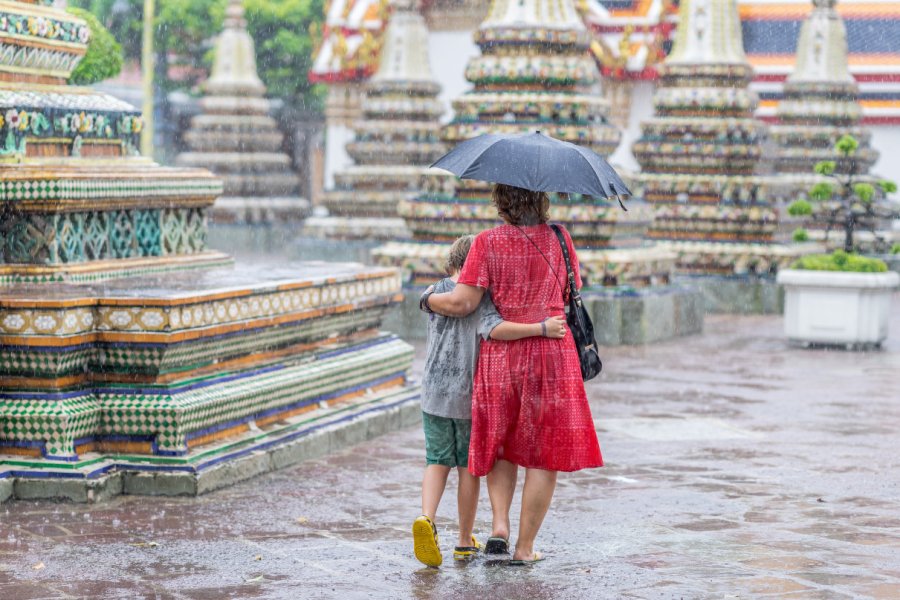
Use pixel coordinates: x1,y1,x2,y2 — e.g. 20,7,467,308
776,269,900,348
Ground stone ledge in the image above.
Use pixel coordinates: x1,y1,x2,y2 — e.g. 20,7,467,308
1,389,421,503
675,275,784,315
583,285,704,345
384,285,704,345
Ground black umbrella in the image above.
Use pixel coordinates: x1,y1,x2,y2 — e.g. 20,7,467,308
430,131,631,209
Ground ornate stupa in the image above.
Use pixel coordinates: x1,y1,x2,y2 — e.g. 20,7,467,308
0,0,414,499
374,0,675,287
771,0,878,176
631,0,803,276
176,0,308,223
311,0,446,239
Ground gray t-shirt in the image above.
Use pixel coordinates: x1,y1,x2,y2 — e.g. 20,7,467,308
421,278,504,419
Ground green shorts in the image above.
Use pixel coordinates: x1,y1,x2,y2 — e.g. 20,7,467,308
422,412,471,468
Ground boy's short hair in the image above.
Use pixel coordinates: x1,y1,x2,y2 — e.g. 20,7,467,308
445,235,475,275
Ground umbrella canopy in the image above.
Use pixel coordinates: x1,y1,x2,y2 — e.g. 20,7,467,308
430,131,632,206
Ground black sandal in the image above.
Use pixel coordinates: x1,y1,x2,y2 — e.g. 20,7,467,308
484,536,509,555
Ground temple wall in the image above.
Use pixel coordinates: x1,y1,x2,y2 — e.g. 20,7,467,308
428,30,480,124
608,81,654,172
325,123,354,190
871,126,900,175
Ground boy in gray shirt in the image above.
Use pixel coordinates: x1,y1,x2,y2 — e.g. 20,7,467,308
412,235,566,567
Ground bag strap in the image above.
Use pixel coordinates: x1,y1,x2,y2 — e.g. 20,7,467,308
514,224,566,300
550,224,580,303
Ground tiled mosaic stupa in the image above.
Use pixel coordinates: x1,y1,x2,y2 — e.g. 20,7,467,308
176,0,308,224
630,0,804,276
0,0,415,499
373,0,675,287
311,0,446,240
771,0,878,178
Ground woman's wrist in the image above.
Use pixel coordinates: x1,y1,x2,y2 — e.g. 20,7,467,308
540,319,547,337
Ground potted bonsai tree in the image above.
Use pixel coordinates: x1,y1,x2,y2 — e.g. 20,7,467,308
777,134,900,349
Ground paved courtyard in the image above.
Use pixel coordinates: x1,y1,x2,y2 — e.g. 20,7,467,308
2,303,899,599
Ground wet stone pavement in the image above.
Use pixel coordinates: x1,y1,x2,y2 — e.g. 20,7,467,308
2,304,900,600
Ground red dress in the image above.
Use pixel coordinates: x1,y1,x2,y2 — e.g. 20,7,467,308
458,223,603,476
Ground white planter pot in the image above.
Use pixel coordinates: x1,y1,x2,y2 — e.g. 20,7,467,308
776,269,900,348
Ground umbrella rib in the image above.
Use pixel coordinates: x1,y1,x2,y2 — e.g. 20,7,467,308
569,148,617,202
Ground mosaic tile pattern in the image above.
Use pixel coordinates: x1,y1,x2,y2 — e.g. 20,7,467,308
0,395,99,459
0,335,412,458
0,208,208,265
99,335,413,454
0,172,222,208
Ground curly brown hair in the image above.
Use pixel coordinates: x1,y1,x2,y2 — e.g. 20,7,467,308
445,234,475,275
491,184,550,226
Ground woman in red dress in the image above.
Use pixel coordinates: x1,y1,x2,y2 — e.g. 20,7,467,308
424,184,603,563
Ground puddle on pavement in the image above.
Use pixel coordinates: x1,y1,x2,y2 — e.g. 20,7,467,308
598,417,762,441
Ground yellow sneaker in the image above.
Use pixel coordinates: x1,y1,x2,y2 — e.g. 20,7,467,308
453,535,483,561
412,515,442,567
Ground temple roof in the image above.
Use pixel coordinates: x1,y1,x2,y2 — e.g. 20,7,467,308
583,0,900,123
309,0,900,123
479,0,585,29
308,0,387,83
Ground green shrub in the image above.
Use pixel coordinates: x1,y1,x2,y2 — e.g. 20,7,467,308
792,250,888,273
68,7,123,85
891,243,900,255
788,200,813,216
792,228,809,242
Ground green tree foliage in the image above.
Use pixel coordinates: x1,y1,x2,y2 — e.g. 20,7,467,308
67,7,124,85
792,228,809,242
787,199,812,216
796,135,898,253
69,0,325,110
244,0,326,110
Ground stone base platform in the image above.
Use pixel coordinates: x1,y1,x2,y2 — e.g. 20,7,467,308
383,284,704,345
675,274,784,314
301,216,410,242
0,385,420,503
1,261,414,489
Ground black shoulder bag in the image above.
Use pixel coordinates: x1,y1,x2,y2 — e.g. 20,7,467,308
517,224,602,381
550,225,602,381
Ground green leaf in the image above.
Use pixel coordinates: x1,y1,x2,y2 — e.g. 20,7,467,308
835,134,859,156
853,183,875,203
792,228,809,242
788,200,813,216
67,7,123,85
809,182,833,201
878,180,898,194
814,161,836,176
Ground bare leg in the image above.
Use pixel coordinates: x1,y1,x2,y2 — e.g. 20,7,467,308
422,465,451,520
485,459,518,540
513,467,557,561
456,467,480,546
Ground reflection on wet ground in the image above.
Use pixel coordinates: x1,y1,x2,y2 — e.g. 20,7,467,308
2,304,899,599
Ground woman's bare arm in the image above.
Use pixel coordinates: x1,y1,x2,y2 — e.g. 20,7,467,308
426,283,485,317
490,316,567,340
